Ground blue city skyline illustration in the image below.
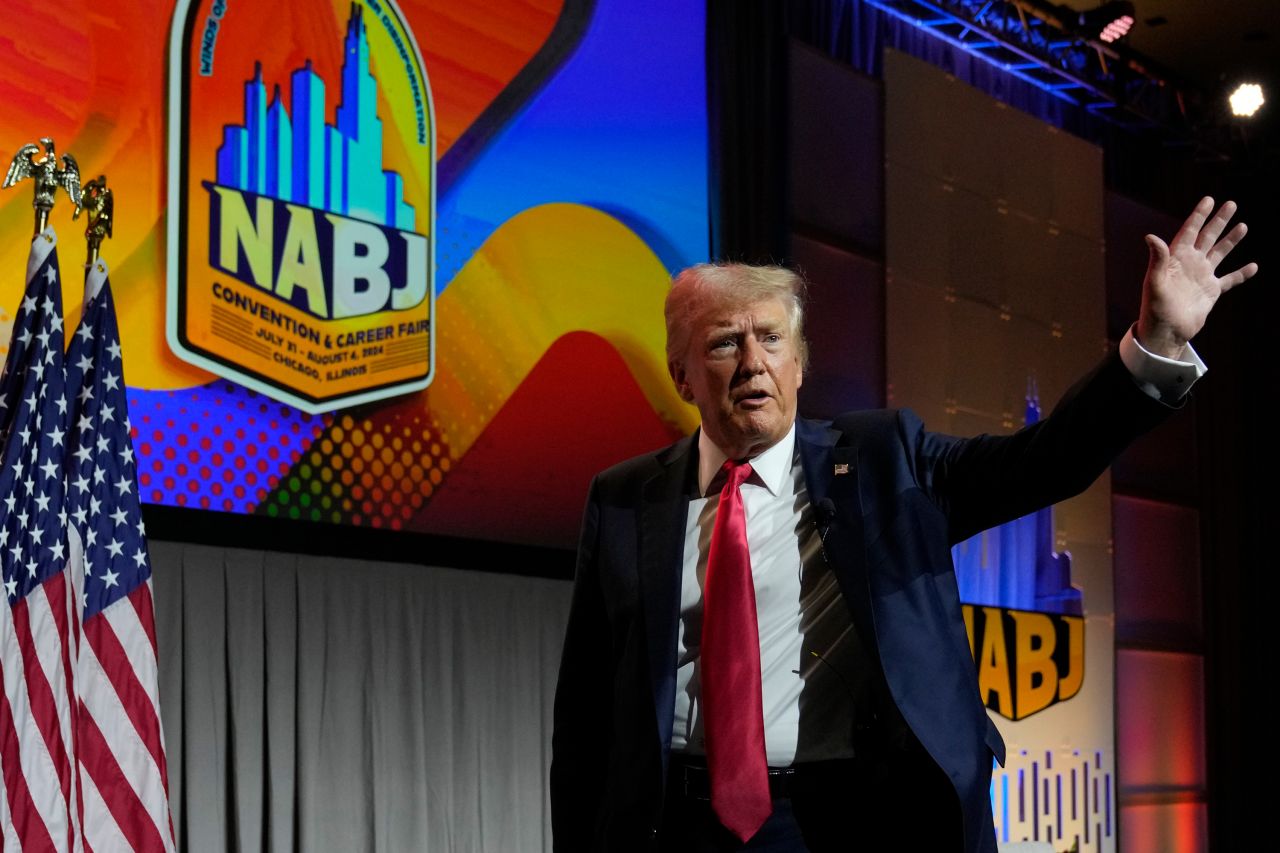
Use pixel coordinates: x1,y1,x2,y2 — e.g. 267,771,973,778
953,382,1083,616
215,4,415,231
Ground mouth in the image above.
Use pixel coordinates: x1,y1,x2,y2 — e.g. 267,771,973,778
734,390,772,408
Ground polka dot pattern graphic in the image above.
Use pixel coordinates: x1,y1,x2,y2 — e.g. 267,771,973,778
131,382,330,514
265,405,452,529
130,380,452,528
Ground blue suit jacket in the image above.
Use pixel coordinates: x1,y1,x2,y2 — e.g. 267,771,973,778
551,352,1174,852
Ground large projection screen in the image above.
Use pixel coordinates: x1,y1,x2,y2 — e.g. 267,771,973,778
1,0,709,552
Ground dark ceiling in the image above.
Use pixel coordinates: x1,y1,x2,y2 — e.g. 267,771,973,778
1060,0,1280,110
1058,1,1280,169
1067,1,1278,87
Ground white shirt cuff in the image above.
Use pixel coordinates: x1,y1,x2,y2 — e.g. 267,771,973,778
1119,324,1207,401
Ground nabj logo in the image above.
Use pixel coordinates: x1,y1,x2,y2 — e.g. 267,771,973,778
168,1,435,414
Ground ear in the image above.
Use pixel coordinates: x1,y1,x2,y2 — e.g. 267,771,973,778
669,359,695,403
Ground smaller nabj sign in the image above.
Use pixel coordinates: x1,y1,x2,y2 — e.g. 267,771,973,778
168,0,435,414
964,604,1084,721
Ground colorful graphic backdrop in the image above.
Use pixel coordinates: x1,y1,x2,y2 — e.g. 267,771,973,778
0,0,708,548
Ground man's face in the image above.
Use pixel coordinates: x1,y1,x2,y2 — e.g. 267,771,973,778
670,294,803,459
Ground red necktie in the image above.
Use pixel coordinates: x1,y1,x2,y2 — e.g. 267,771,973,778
701,459,771,841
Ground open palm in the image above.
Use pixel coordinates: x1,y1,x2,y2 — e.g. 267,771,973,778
1138,197,1259,358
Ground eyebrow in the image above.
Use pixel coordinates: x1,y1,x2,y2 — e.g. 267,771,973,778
705,318,784,337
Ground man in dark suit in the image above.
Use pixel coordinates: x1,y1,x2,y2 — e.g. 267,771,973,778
551,198,1257,852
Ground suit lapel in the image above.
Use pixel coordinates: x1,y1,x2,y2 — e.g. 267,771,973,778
797,419,872,627
639,433,696,756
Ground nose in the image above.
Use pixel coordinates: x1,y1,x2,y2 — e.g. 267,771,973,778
739,336,766,375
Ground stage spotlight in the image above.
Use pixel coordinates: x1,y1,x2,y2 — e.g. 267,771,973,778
1229,83,1265,118
1077,2,1136,43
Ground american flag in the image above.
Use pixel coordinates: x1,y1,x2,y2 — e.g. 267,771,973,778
0,231,174,851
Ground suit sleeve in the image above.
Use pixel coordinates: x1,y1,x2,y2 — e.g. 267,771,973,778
550,476,612,850
904,351,1179,544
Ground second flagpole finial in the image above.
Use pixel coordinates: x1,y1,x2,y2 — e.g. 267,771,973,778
77,175,113,268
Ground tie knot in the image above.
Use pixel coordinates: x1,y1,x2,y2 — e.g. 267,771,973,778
719,459,753,493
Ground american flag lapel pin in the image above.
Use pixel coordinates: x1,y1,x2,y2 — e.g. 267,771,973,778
834,463,850,475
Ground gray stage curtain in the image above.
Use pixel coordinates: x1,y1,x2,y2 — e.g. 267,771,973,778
150,541,572,852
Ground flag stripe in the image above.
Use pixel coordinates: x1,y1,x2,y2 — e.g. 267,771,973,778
31,575,80,829
86,607,168,785
0,667,58,852
10,593,74,833
78,631,171,852
122,580,174,839
68,529,91,853
76,703,168,853
44,570,86,852
0,746,14,847
103,588,163,720
2,603,63,852
128,580,159,661
76,751,131,853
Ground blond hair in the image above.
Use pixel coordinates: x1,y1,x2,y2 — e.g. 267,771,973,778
664,263,809,368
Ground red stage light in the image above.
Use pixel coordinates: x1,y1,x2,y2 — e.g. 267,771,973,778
1075,2,1137,44
1099,15,1134,43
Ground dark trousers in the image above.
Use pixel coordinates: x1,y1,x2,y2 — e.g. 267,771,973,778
658,748,963,852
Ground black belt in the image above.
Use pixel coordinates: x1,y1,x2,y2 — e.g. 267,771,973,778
667,756,856,801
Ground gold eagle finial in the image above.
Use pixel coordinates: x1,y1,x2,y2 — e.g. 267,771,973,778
3,137,83,236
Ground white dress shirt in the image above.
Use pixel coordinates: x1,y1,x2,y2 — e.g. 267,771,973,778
669,326,1202,766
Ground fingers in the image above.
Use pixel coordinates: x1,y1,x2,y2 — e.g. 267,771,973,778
1170,196,1214,250
1207,221,1247,266
1145,233,1169,267
1195,200,1238,252
1219,261,1260,292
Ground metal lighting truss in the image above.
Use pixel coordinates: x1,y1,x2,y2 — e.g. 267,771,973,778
862,0,1184,133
